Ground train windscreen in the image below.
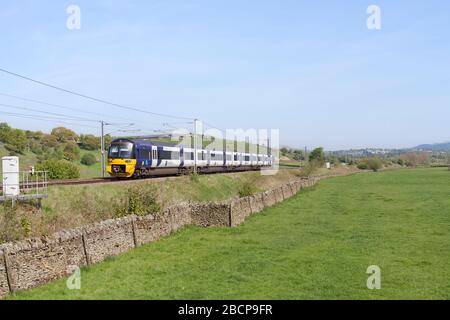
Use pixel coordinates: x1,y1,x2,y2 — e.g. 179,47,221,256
108,142,135,159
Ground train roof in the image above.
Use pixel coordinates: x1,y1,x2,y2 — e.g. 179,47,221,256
111,138,178,147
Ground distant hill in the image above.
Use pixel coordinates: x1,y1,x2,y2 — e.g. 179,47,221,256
413,142,450,151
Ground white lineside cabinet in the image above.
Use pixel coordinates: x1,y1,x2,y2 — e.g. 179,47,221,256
2,156,20,197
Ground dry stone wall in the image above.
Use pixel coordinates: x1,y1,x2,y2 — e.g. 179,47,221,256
0,250,10,296
0,176,322,298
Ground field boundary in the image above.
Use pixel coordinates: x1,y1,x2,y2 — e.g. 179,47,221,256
0,171,352,298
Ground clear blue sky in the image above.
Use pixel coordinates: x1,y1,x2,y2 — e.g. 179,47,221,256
0,0,449,150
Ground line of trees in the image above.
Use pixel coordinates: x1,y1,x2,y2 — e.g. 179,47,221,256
0,122,111,159
0,122,112,179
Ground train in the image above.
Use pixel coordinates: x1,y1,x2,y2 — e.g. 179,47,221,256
106,138,274,178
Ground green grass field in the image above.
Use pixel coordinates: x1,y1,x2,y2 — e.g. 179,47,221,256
10,168,450,299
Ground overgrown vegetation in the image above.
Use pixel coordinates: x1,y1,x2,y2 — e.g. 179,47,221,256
0,203,38,243
399,152,430,167
298,159,320,177
280,147,305,161
237,179,258,197
35,159,80,179
81,153,97,166
114,186,160,217
357,157,383,172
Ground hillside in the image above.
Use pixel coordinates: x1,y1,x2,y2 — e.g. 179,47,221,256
414,142,450,151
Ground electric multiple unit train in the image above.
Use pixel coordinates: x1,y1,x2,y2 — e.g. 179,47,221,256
107,138,274,178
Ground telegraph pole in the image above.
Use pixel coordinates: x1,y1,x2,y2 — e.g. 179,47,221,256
100,121,105,178
193,119,198,174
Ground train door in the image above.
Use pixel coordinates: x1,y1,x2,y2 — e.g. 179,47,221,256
151,146,158,168
180,147,185,167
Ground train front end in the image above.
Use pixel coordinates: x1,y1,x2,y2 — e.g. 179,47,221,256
106,139,137,178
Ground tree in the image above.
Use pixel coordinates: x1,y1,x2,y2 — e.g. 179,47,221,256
63,142,81,161
4,129,28,154
41,134,59,148
81,153,97,166
309,147,325,165
292,149,304,161
400,152,430,167
0,123,12,142
51,127,78,143
104,134,113,148
79,134,100,150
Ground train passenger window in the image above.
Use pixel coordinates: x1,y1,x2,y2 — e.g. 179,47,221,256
139,149,150,160
185,152,194,160
159,150,171,160
158,150,180,160
212,153,223,160
234,154,238,161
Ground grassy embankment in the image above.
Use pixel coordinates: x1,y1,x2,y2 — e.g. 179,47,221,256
10,167,450,299
2,164,334,242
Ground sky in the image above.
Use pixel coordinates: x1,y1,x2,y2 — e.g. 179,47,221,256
0,0,449,150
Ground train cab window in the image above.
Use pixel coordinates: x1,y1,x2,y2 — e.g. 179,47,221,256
109,143,134,159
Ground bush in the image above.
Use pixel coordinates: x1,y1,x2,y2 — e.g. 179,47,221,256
309,147,325,165
190,173,200,183
357,158,383,172
238,180,257,198
114,186,160,217
400,152,430,167
298,159,320,177
63,142,81,162
35,160,80,180
81,153,97,166
357,162,369,170
0,204,20,242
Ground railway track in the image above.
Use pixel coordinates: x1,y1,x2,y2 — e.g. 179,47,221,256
1,166,302,191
